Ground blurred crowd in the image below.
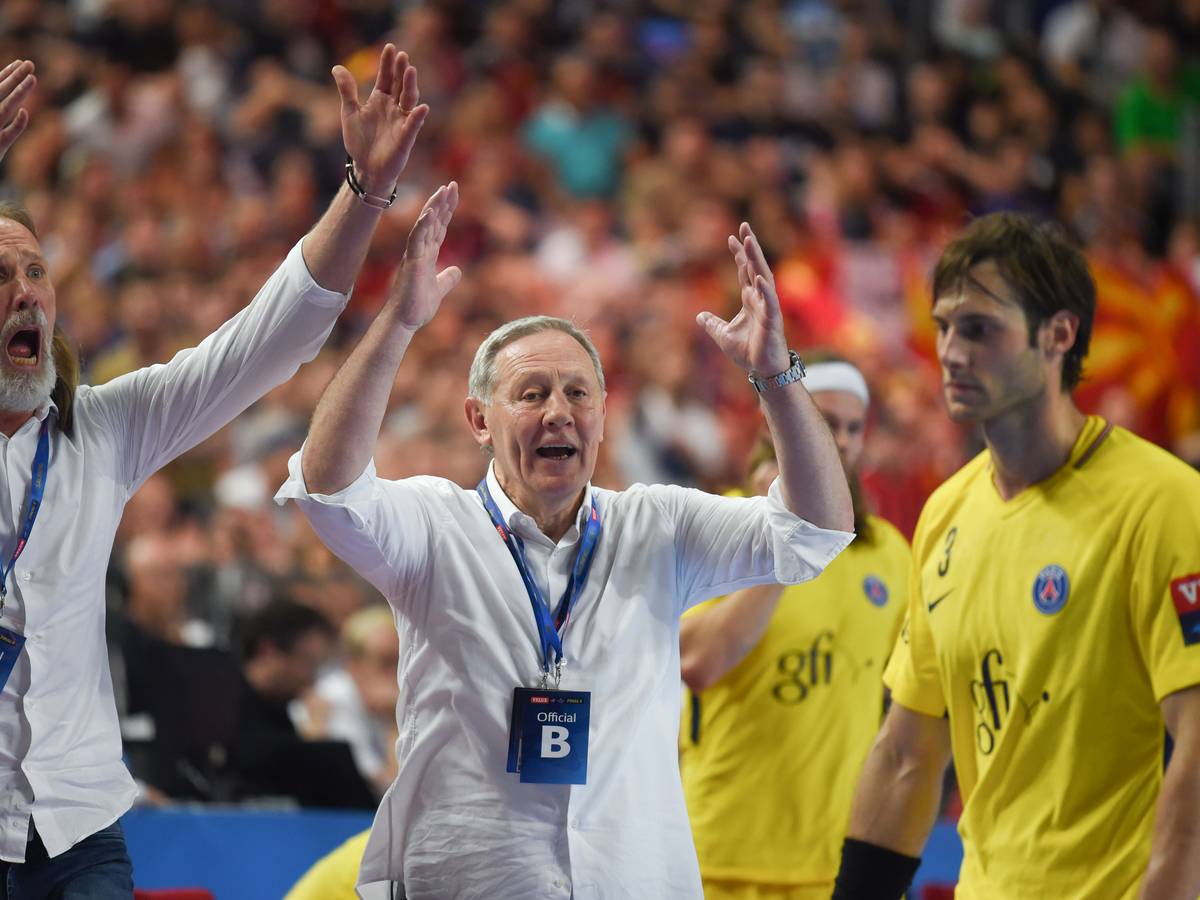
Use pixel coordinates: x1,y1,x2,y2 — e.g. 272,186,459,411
2,0,1198,807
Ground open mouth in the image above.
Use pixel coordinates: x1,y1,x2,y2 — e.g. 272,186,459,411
6,329,40,367
536,445,577,460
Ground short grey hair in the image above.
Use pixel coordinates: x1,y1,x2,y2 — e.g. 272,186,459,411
468,316,606,403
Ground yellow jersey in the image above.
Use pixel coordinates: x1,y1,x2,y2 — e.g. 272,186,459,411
886,416,1200,899
681,514,910,888
284,829,370,900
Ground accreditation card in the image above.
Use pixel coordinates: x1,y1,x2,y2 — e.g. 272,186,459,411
507,687,591,785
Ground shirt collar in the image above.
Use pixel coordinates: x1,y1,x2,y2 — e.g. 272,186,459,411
485,460,594,543
0,397,58,441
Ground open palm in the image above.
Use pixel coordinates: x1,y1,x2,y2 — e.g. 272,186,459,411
332,44,429,195
698,223,791,378
0,60,36,164
390,182,462,331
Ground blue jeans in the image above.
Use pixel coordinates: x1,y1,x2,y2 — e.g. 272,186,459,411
0,821,133,900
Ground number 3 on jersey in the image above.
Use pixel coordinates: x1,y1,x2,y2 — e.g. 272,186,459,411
938,527,958,577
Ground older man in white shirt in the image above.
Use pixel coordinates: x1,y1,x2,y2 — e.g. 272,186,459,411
0,47,435,898
277,161,856,897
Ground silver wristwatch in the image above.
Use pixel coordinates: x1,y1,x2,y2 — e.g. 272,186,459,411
748,350,807,394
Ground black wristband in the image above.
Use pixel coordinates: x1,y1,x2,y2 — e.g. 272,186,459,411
344,156,397,209
831,837,921,900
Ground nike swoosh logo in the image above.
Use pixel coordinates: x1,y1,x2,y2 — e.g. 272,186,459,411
928,590,952,613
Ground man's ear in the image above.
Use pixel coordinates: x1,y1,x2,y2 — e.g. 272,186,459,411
464,397,491,450
1041,310,1080,362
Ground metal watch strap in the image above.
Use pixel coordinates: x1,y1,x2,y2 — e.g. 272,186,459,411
748,350,807,394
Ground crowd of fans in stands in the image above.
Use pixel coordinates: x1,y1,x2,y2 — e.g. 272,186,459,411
2,0,1198,806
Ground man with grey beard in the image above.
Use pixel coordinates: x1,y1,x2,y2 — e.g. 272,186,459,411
0,306,54,414
0,48,438,898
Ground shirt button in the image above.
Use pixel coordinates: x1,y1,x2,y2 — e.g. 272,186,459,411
20,572,30,581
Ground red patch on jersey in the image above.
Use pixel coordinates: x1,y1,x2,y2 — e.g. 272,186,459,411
1172,574,1200,615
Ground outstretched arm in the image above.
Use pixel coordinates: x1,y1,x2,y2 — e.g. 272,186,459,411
0,59,35,164
301,44,430,293
301,182,461,494
1138,684,1200,899
697,224,853,533
92,45,440,488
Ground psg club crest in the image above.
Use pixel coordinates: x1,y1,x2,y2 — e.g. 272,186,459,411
1032,565,1070,615
863,575,889,607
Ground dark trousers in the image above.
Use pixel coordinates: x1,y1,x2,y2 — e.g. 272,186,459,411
0,821,133,900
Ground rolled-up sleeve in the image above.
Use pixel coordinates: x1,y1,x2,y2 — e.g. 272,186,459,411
651,478,854,612
764,476,854,583
275,447,434,599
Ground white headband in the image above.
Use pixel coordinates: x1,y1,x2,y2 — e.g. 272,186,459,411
802,361,870,407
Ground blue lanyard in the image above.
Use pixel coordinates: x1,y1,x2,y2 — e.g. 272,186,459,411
477,478,602,681
0,420,51,617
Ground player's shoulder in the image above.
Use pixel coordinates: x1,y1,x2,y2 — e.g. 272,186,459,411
1090,425,1200,494
865,514,911,555
1089,428,1200,543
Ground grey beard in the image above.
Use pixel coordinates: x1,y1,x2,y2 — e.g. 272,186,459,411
0,351,56,414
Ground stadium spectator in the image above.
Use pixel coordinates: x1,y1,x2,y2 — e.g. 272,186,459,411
522,53,636,200
119,532,212,648
304,604,400,797
1042,0,1147,103
1114,25,1200,158
228,599,374,809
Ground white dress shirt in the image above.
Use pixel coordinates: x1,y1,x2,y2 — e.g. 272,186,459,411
0,241,346,862
276,457,853,899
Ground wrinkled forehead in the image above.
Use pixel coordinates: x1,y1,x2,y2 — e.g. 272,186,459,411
0,218,43,257
494,330,601,386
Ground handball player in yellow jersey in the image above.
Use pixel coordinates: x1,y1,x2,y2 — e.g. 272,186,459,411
679,355,909,900
832,213,1200,900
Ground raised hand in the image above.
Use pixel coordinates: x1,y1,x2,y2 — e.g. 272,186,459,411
388,182,462,331
0,60,36,164
698,223,791,378
332,44,429,197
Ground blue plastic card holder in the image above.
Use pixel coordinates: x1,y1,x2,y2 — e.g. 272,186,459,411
0,626,25,692
507,687,591,785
